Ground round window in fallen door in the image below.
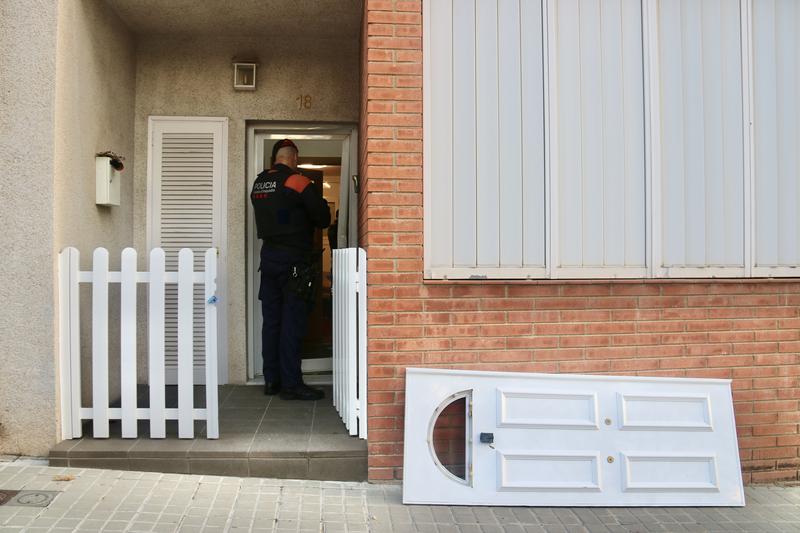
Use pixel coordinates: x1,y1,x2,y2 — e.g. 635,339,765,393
427,390,473,486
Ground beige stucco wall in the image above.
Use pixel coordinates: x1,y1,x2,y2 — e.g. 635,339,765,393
54,0,137,408
0,0,59,455
133,35,360,384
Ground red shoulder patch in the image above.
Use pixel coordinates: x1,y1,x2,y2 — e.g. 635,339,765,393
285,173,311,193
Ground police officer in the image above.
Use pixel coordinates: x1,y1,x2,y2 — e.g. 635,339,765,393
251,139,330,400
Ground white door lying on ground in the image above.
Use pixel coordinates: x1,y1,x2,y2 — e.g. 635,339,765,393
148,116,228,385
403,368,744,507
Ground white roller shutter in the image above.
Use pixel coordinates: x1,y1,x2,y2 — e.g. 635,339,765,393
425,0,547,279
423,0,800,279
752,0,800,276
424,0,646,279
148,117,227,384
550,0,647,276
653,0,746,276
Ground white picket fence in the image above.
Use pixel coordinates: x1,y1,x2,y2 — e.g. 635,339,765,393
58,247,219,440
332,248,368,439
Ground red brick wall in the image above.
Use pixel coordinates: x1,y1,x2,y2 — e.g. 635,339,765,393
359,0,800,484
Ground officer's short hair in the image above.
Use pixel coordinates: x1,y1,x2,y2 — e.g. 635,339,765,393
271,139,298,165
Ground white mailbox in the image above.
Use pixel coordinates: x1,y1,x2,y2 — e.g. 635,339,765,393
96,156,120,206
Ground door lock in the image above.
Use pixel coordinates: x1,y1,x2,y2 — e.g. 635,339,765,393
479,432,494,444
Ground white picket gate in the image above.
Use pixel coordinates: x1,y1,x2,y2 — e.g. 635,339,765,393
58,247,219,440
332,248,368,439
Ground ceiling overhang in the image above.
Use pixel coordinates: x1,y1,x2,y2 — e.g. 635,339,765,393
104,0,362,39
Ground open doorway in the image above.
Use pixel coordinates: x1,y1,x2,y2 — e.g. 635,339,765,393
246,123,358,384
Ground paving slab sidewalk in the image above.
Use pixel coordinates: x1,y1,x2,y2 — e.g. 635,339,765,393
1,461,799,533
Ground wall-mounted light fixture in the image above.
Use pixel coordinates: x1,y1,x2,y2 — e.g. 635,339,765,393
233,61,257,91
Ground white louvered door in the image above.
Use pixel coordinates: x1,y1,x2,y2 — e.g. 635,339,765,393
148,117,227,385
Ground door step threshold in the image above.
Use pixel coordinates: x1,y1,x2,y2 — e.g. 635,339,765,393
247,372,333,386
49,385,365,481
48,447,366,481
303,372,333,386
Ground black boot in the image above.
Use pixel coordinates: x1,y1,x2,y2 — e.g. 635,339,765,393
264,381,281,395
279,383,324,401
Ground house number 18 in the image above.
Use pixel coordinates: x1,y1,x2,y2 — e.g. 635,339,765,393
296,95,312,110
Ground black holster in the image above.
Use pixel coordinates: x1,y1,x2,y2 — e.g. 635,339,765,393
284,252,322,303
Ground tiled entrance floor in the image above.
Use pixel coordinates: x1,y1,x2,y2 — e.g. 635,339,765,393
49,385,366,481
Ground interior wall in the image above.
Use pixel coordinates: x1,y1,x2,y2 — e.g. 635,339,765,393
133,35,360,383
54,0,137,407
320,167,341,285
0,0,59,456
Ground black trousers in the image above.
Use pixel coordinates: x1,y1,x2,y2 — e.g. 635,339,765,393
259,246,311,388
